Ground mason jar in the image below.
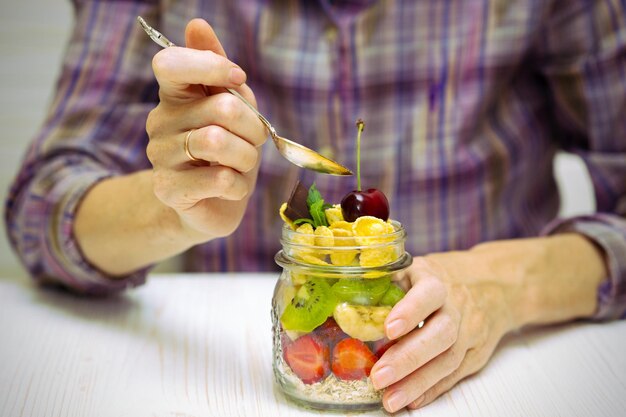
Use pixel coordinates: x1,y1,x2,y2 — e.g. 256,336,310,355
272,218,412,411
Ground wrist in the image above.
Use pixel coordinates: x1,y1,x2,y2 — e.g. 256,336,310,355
525,233,605,325
75,170,208,276
468,234,606,328
135,170,203,247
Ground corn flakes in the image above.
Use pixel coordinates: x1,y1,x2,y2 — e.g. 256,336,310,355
352,216,395,245
290,223,319,260
293,223,315,245
331,251,358,266
329,221,353,233
360,247,398,267
314,226,334,247
328,227,357,266
324,204,344,225
300,254,331,266
279,202,296,230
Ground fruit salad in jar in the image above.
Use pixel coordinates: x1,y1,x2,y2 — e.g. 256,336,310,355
272,178,413,411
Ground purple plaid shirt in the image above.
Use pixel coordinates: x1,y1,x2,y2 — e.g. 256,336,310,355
5,0,626,318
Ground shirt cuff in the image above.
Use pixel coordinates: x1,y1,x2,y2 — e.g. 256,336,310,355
542,214,626,320
43,172,149,295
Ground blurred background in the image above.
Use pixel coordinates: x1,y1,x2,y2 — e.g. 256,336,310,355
0,1,596,278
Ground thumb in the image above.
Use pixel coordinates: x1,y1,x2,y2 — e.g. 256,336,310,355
185,18,228,57
184,18,257,109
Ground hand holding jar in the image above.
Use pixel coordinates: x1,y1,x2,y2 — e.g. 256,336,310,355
371,234,606,413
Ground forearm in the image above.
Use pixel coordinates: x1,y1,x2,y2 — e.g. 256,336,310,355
74,170,207,276
426,234,607,330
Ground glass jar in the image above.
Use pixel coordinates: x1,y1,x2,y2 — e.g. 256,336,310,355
272,219,412,411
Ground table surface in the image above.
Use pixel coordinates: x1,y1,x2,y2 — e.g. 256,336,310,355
1,274,625,417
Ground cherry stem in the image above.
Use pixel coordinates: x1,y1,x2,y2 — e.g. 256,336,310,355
356,119,365,192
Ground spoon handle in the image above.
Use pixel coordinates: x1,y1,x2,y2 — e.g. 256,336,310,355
226,88,276,138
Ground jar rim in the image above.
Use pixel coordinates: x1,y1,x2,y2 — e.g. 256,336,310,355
274,250,413,277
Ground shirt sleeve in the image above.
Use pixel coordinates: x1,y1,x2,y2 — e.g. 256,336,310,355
4,0,163,295
536,0,626,319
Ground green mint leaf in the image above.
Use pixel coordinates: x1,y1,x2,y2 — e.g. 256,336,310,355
307,183,324,209
310,200,329,228
293,218,315,226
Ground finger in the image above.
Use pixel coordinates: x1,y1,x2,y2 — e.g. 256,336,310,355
230,82,259,114
384,273,447,340
371,305,460,390
394,256,441,287
163,93,267,146
185,18,228,57
184,125,259,172
184,18,236,97
153,165,249,206
382,346,467,413
148,124,259,171
152,47,246,99
184,19,258,108
382,343,467,413
407,348,484,410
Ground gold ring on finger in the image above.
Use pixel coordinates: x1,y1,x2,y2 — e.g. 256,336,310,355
184,129,202,162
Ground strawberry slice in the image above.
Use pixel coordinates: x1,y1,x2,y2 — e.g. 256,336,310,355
370,337,396,359
314,317,348,349
331,338,378,381
283,333,330,384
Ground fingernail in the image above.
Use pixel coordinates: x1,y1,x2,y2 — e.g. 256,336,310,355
371,366,394,389
410,395,425,409
229,67,246,84
386,319,406,339
386,390,407,412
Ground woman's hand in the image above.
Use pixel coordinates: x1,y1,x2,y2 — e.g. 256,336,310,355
369,254,516,412
369,234,606,413
146,19,267,242
74,19,269,276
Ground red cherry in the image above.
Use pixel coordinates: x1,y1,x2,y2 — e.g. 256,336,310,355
341,120,390,222
340,188,390,222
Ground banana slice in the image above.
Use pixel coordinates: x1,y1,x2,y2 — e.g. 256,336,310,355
333,303,392,342
284,330,306,341
275,283,297,316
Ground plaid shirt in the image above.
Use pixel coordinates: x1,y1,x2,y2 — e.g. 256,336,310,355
5,0,626,318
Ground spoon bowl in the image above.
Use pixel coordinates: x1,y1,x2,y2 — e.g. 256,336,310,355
272,133,352,175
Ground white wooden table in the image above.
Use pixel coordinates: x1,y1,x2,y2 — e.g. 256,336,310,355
1,274,625,417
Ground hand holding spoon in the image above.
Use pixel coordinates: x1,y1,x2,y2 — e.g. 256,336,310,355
137,16,352,176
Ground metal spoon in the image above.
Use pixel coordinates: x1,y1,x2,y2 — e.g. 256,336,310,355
137,16,352,176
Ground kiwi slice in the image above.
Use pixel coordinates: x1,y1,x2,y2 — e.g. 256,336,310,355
379,284,406,306
331,276,391,305
281,278,337,332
